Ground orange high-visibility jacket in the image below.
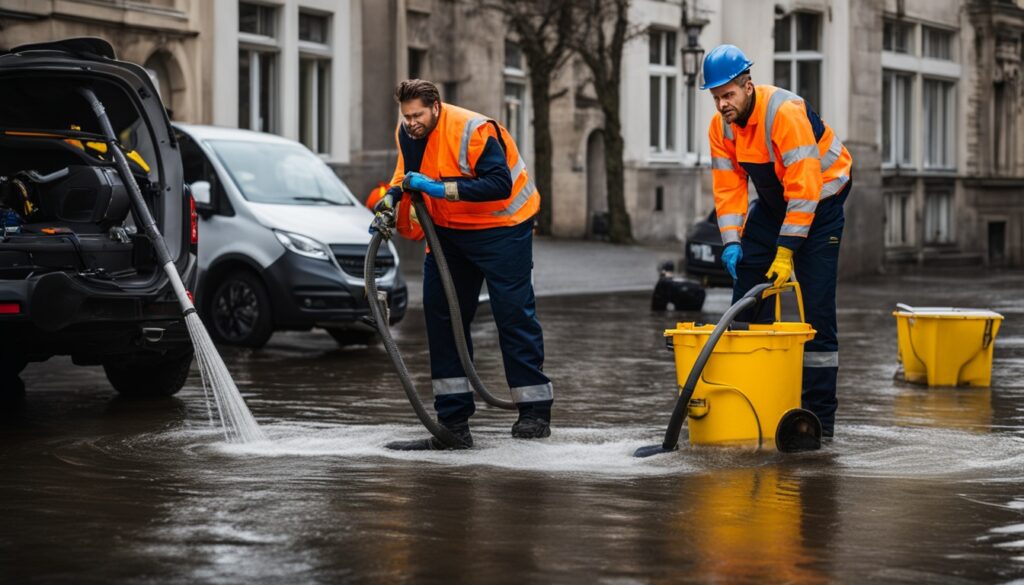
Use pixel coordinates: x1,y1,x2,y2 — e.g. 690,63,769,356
708,85,852,250
388,104,539,233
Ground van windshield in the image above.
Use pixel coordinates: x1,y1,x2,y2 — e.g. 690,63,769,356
207,140,355,205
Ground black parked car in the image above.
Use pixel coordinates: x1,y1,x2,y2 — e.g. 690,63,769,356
683,210,733,288
0,38,197,402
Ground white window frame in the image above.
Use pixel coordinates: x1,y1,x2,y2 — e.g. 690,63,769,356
239,47,279,133
882,70,913,168
298,12,332,155
503,40,529,151
880,17,961,173
773,11,824,116
238,3,279,134
884,191,913,248
648,28,680,160
922,77,957,170
924,189,954,244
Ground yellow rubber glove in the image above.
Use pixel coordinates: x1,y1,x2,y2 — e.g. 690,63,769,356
765,246,794,288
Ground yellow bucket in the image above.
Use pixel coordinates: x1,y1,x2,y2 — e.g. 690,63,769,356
664,283,816,447
893,306,1003,387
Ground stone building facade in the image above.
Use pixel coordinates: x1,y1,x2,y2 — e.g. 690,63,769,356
6,1,1022,273
0,0,205,123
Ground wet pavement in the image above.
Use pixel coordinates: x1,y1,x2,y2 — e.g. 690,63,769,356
3,268,1024,584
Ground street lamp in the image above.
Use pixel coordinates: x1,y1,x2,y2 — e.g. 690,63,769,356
680,3,706,155
680,23,705,86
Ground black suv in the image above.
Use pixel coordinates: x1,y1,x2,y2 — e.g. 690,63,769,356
0,38,197,401
683,211,732,288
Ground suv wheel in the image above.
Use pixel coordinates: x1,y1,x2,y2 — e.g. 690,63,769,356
325,328,377,346
207,271,273,348
104,351,194,398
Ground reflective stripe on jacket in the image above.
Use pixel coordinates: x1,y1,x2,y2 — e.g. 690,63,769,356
388,103,540,231
708,85,853,250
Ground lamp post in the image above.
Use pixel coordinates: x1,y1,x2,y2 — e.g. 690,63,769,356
680,2,706,155
681,24,705,85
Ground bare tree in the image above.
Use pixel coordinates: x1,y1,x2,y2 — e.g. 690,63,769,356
476,0,573,235
567,0,638,244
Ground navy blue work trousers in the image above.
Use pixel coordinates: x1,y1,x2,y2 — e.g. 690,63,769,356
732,185,849,433
423,218,552,428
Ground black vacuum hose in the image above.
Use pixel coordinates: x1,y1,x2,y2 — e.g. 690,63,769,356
635,282,772,457
363,192,517,448
410,197,515,411
365,228,464,448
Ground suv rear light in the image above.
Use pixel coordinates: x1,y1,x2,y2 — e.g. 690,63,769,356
189,194,198,245
0,302,21,314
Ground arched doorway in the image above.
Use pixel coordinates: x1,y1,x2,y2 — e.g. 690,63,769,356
144,50,187,120
585,129,608,238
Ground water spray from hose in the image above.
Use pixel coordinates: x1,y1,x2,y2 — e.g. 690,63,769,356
78,86,264,443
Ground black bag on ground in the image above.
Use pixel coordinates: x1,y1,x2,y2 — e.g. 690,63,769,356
652,274,706,311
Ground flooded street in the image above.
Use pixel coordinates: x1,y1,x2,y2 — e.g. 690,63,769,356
3,270,1024,584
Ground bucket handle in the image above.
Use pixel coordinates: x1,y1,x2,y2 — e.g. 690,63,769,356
983,319,994,350
759,281,806,323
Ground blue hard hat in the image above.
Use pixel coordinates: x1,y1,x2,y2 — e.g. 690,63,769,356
700,44,754,90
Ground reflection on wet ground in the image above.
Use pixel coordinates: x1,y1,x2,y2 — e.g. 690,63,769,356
2,271,1024,584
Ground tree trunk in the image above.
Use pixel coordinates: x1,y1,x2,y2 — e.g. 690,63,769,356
530,75,554,235
602,94,632,243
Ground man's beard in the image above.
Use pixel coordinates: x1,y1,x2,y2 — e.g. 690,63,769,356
408,112,438,138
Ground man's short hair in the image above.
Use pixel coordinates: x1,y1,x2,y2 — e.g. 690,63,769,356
733,71,752,88
394,79,441,106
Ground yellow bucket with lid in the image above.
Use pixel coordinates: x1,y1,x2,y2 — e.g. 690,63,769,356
893,305,1003,387
664,283,816,447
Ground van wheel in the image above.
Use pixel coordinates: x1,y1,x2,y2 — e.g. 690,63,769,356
326,328,377,346
207,270,273,348
104,351,194,398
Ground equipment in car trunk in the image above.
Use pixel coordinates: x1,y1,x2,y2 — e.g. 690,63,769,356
0,166,129,228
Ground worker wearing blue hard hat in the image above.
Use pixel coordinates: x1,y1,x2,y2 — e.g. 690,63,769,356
701,44,854,438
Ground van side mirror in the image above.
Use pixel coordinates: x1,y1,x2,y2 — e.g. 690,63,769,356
190,180,212,206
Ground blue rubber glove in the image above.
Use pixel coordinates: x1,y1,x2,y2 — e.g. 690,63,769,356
721,243,742,280
402,172,445,198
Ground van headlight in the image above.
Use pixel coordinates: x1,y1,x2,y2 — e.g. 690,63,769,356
274,230,331,261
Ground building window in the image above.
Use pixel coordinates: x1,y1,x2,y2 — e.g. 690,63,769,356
884,191,911,247
649,29,678,154
299,12,329,44
442,81,458,105
503,40,527,146
297,11,331,154
994,81,1014,173
774,12,822,112
238,48,277,132
408,48,427,79
924,190,953,244
300,59,330,154
238,2,278,133
923,79,956,169
239,2,275,37
922,26,954,61
883,19,914,54
882,70,913,166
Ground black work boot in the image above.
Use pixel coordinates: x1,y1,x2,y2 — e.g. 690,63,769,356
386,424,473,451
511,417,551,439
512,400,552,439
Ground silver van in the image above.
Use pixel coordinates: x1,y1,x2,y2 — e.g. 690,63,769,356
173,124,407,348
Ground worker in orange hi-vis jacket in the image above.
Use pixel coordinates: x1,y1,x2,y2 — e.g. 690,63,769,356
702,44,853,439
369,79,551,451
